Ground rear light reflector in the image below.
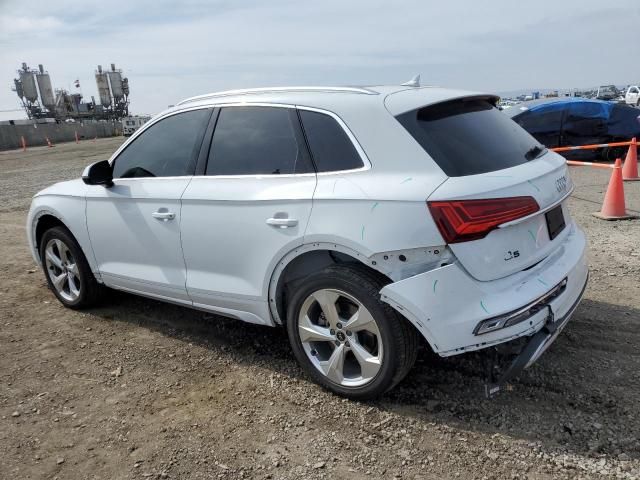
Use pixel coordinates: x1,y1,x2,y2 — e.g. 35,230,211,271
473,278,567,335
427,196,539,244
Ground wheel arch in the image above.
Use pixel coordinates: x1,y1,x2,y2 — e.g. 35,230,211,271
28,202,101,281
267,241,394,326
268,241,444,355
34,213,67,255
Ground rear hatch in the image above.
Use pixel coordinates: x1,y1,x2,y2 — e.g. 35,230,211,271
394,96,573,281
427,156,572,281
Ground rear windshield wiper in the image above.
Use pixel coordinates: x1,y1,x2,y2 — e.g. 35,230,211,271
525,145,547,161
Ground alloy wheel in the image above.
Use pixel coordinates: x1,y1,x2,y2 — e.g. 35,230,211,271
298,288,383,387
44,238,81,302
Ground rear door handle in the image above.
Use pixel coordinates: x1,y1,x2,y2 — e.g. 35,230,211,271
266,217,298,228
152,210,176,221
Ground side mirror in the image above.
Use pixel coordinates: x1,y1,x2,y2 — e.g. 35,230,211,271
82,160,113,187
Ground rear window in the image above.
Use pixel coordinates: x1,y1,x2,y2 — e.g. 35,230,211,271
396,99,544,177
299,110,364,172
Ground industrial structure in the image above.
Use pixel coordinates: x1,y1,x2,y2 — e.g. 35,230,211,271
12,62,130,121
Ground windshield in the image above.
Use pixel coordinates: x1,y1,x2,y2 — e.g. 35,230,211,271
396,99,545,177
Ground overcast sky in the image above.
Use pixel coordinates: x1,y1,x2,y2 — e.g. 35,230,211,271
1,0,638,118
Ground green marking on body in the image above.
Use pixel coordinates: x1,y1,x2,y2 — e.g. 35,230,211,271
528,229,536,242
537,277,548,287
371,201,379,212
527,180,541,192
433,279,438,293
400,177,413,184
480,300,489,314
361,225,365,240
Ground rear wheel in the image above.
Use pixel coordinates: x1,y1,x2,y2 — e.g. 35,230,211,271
40,226,102,309
286,265,418,399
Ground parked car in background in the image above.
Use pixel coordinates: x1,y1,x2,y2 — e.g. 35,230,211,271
595,85,619,101
506,98,640,161
625,86,640,107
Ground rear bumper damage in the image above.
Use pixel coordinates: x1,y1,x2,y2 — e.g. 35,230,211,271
484,270,588,396
380,221,588,374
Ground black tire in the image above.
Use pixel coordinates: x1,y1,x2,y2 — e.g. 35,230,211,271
39,226,102,309
286,264,419,399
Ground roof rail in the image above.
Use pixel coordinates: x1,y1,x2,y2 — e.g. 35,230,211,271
177,86,378,105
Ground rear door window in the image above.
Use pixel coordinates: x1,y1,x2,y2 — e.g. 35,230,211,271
396,99,543,177
206,106,314,176
299,110,364,172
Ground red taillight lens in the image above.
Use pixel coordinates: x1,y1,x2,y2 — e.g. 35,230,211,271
427,196,539,243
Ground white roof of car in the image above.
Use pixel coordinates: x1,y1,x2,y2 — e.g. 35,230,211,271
172,85,496,116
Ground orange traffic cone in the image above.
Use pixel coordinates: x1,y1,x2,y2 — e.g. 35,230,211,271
622,137,639,181
75,131,79,144
21,136,27,152
593,159,638,220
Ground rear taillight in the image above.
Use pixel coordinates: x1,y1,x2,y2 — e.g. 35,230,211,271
427,196,539,243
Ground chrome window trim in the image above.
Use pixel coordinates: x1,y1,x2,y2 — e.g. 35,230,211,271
112,173,317,182
108,102,371,181
295,105,371,173
107,105,213,166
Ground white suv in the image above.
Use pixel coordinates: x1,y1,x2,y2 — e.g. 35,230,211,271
625,85,640,107
27,85,588,399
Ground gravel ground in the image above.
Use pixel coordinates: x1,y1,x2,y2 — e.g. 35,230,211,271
1,139,639,479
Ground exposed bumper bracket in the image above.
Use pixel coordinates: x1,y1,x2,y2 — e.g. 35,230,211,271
484,271,589,398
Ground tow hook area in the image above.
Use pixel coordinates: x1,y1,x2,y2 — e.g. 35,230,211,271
484,268,588,398
484,305,558,398
484,304,568,398
483,336,529,398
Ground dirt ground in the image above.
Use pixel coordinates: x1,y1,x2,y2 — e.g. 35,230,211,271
1,138,639,480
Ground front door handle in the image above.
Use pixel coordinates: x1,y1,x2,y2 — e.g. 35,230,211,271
266,217,298,228
152,210,176,221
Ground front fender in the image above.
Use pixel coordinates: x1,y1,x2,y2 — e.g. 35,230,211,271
27,195,100,280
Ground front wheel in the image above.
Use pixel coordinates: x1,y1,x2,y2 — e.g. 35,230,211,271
40,226,102,309
286,265,418,399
